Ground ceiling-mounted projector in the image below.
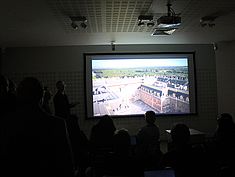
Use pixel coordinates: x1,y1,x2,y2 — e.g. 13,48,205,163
157,16,181,28
152,3,181,36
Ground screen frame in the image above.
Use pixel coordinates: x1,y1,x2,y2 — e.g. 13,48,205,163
84,52,197,119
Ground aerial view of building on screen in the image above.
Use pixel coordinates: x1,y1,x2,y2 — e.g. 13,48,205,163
92,58,189,116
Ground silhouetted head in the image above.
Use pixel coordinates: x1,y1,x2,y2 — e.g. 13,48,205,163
17,77,43,104
171,123,190,146
145,111,156,124
0,75,9,95
113,128,130,155
56,81,65,92
97,115,116,132
217,113,235,131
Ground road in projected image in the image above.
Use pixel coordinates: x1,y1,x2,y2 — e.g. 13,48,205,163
92,59,190,116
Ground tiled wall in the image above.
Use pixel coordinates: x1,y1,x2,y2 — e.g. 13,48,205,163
2,44,218,140
5,69,217,140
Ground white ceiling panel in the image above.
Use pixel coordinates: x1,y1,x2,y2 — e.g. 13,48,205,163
0,0,234,47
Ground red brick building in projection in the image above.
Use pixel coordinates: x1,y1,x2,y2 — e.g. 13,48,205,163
136,81,189,114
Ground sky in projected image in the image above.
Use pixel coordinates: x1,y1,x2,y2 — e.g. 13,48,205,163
92,58,188,69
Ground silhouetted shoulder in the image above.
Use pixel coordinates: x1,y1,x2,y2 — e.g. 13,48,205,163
1,107,74,177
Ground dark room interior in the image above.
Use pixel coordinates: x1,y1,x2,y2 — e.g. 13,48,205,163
1,0,235,177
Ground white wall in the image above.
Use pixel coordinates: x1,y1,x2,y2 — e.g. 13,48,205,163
215,41,235,119
2,44,218,139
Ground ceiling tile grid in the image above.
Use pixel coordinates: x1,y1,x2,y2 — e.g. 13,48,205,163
49,0,103,33
179,0,235,32
105,0,153,33
48,0,154,33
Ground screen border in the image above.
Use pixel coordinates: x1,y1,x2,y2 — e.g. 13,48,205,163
84,52,197,119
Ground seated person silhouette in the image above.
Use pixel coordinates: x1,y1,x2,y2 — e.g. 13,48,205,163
87,115,116,177
162,123,206,177
89,115,116,152
215,113,235,145
1,77,74,177
214,113,235,171
104,128,140,177
136,111,162,170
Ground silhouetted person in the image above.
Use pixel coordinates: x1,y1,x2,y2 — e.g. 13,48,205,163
8,78,16,95
6,78,17,111
162,123,206,177
53,81,88,176
87,115,116,177
215,113,235,145
113,128,131,157
1,77,74,177
0,75,8,95
53,80,78,119
42,86,52,114
104,129,140,177
90,115,116,151
213,113,235,172
136,111,162,170
67,115,89,177
0,75,9,174
0,75,10,116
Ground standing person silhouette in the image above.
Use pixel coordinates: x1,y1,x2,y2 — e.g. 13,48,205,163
136,110,162,170
0,75,10,116
42,86,52,114
53,80,85,175
53,80,78,119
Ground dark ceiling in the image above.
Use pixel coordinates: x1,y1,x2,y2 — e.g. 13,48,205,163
0,0,235,47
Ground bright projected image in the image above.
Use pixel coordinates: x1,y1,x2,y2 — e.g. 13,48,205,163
85,53,196,118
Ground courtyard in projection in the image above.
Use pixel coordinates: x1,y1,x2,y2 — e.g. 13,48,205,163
92,58,190,116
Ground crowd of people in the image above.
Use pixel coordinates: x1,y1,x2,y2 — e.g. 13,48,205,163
1,75,235,177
